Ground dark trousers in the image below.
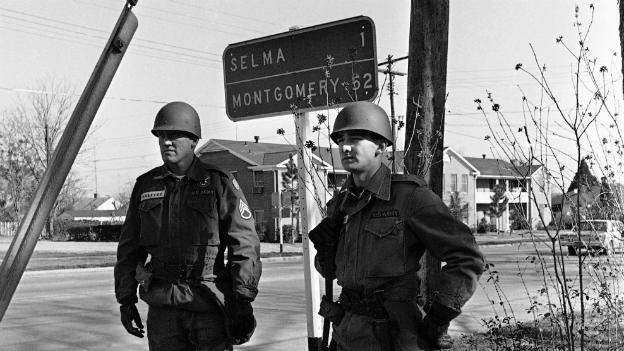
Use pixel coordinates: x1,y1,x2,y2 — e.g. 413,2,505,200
147,304,228,351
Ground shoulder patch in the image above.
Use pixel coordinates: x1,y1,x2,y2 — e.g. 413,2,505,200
232,178,241,191
141,190,165,201
391,174,427,187
239,199,252,220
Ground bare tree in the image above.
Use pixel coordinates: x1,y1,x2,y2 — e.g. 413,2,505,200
0,78,84,238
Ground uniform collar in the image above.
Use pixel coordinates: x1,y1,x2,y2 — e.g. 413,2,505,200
153,157,204,182
343,164,391,201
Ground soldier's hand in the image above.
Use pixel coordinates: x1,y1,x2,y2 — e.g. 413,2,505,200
120,304,144,338
228,298,256,345
419,316,453,350
314,247,336,279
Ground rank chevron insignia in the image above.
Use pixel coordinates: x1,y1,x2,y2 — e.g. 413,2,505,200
239,199,252,220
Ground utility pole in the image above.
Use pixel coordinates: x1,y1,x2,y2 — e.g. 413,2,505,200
378,55,407,173
404,0,449,305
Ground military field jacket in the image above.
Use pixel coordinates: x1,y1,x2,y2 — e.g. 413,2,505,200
114,157,261,306
310,164,485,315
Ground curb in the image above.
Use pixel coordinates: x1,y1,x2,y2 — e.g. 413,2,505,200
12,237,547,273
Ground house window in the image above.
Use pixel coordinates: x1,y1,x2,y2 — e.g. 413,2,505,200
253,171,264,193
450,174,458,193
461,174,468,193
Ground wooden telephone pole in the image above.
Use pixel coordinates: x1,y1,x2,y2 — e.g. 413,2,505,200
403,0,449,304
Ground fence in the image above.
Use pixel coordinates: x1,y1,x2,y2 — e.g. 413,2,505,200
0,222,18,236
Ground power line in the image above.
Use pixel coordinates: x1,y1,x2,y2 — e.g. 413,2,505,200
73,0,269,37
0,7,223,58
0,11,224,68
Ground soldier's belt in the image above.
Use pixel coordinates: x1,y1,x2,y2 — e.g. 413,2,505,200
149,259,216,283
339,289,388,320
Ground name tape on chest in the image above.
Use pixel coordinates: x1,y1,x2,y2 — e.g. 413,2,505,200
140,190,165,201
192,189,215,196
370,209,400,218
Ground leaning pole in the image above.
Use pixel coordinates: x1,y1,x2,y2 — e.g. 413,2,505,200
0,0,139,322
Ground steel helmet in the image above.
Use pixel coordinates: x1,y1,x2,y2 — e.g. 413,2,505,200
151,101,202,139
330,101,393,146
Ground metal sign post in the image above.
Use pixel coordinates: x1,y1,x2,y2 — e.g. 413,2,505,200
295,112,324,349
0,0,138,322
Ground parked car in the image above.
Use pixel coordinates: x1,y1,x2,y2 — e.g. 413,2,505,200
559,219,624,255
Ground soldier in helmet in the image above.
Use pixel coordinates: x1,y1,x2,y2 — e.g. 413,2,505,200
309,101,485,351
114,101,262,351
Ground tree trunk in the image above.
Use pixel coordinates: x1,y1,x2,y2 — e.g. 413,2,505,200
404,0,450,306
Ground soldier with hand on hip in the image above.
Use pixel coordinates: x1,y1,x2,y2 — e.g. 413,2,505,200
309,101,485,351
114,101,262,351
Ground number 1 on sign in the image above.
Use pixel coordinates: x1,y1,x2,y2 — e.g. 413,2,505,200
360,31,365,47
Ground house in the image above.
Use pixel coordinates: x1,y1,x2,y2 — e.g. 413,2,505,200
58,195,126,226
196,138,354,241
442,147,552,231
551,179,623,226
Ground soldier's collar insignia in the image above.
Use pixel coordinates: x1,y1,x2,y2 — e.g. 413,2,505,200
199,175,211,187
239,199,252,220
140,190,165,201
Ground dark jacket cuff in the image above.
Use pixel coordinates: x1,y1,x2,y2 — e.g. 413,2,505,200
424,301,460,325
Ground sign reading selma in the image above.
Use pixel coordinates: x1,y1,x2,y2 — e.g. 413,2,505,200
222,16,378,121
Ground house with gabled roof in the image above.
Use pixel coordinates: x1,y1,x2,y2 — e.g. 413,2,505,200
443,147,552,231
196,138,351,241
58,195,127,229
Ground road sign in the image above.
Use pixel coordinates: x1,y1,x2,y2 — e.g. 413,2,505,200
223,16,378,121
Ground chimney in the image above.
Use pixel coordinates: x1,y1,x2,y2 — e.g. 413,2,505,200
482,154,486,159
254,136,259,143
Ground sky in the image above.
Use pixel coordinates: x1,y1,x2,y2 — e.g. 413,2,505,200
1,0,622,198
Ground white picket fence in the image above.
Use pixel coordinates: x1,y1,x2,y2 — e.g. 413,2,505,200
0,221,18,236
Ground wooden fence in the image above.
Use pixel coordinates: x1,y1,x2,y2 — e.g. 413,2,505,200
0,222,18,236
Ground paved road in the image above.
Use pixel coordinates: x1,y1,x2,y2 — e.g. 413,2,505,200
1,241,621,350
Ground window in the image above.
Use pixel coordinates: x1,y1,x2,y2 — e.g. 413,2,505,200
450,174,458,193
253,171,264,193
461,174,468,193
254,210,264,223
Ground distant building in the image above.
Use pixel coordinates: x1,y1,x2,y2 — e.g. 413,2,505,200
551,180,623,226
443,147,552,231
196,138,351,241
58,195,126,225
